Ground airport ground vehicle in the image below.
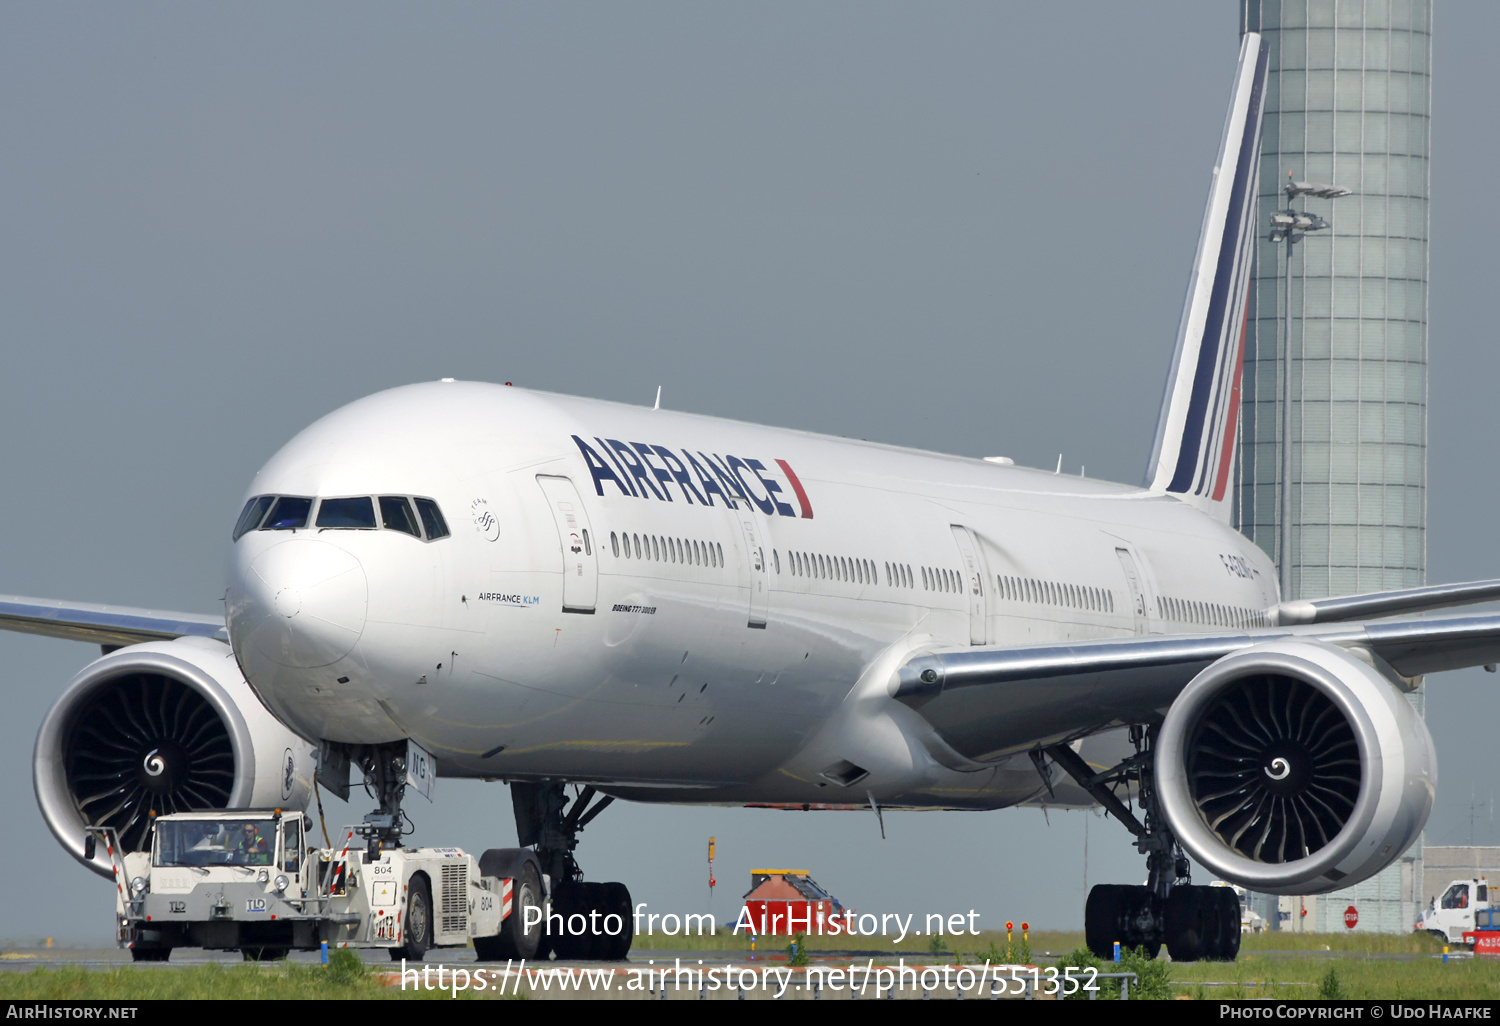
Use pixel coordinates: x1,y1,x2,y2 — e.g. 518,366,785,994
1417,878,1494,947
1462,909,1500,954
88,810,565,962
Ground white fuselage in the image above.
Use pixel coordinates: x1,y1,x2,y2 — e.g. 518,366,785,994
225,381,1277,811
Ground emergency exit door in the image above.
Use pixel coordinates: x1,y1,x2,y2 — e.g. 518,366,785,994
537,476,597,614
1115,547,1150,636
950,525,989,645
738,514,769,629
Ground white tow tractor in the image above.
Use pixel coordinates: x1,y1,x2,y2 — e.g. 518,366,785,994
1416,877,1495,947
88,809,548,962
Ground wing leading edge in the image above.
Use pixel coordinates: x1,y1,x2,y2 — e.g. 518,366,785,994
0,594,225,648
893,613,1500,764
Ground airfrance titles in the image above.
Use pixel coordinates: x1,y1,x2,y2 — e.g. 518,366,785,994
571,436,813,519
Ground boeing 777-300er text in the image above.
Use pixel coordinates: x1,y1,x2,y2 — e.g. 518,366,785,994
8,35,1495,962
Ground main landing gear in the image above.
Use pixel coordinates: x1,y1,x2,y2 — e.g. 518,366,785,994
499,781,634,962
1040,725,1241,963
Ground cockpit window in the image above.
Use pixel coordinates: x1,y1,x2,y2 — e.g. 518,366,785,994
261,496,313,531
380,496,420,537
232,496,274,541
316,497,377,529
415,498,450,540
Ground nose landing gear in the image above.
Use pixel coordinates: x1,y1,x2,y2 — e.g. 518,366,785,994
1041,726,1241,962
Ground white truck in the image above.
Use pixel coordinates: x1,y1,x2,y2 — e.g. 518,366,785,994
1415,877,1495,946
88,809,548,962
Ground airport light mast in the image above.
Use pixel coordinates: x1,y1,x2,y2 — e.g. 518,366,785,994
1271,173,1351,600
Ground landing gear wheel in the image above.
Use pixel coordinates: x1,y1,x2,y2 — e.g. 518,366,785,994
548,881,588,960
1085,884,1161,960
392,875,432,962
1165,886,1211,962
241,947,288,962
598,881,634,961
1210,885,1242,961
1164,885,1242,962
474,857,544,961
130,947,171,962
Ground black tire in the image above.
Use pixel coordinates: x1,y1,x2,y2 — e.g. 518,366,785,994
1210,886,1242,961
393,874,432,962
598,881,634,961
1086,884,1162,961
130,947,171,963
241,947,288,962
1085,884,1125,960
474,857,544,961
1165,886,1210,962
580,882,608,960
548,881,588,961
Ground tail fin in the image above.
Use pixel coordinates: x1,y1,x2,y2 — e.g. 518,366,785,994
1145,33,1270,521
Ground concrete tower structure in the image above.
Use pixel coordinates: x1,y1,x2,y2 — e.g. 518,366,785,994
1237,0,1431,601
1238,0,1432,933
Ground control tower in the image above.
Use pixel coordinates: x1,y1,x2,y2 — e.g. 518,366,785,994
1237,0,1430,602
1237,0,1432,933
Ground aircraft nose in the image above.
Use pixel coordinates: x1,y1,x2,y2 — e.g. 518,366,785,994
234,539,367,668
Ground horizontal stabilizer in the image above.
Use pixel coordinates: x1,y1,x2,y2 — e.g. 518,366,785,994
0,594,225,648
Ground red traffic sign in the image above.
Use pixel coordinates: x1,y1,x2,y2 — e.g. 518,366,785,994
1344,905,1359,929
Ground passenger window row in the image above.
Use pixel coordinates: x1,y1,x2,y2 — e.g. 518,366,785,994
233,495,449,542
610,531,725,570
786,550,878,587
1158,595,1267,629
920,566,964,594
884,562,914,589
998,575,1114,614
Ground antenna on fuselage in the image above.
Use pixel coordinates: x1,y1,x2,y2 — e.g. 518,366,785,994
653,386,662,411
1055,454,1062,474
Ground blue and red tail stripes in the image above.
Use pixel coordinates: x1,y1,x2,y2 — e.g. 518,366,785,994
1146,34,1269,520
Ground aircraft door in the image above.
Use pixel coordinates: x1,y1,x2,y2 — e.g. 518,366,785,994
950,525,989,645
1114,547,1150,636
737,514,769,629
536,475,598,614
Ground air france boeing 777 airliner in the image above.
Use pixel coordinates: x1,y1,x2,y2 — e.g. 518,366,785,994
8,34,1499,963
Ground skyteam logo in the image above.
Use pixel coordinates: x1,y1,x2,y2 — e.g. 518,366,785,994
571,435,813,519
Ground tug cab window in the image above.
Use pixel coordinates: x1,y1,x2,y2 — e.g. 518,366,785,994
316,497,377,529
261,496,313,531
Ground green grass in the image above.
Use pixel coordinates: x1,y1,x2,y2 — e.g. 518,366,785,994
1166,950,1500,1000
3,931,1492,999
0,955,469,1001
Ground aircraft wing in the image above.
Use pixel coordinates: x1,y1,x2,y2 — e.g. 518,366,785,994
894,613,1500,763
0,594,226,648
1274,577,1500,624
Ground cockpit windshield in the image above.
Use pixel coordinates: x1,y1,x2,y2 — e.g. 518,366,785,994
154,817,277,868
232,496,275,541
316,497,377,529
263,496,313,531
235,494,450,541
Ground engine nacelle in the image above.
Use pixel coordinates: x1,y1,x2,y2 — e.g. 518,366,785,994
33,636,317,878
1157,639,1435,896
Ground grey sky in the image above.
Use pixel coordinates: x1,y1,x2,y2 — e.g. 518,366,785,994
1,3,1496,941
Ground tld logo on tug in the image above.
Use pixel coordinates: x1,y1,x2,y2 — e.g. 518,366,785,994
572,436,813,519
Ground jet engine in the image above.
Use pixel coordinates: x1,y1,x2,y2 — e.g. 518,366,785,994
33,636,317,878
1156,639,1435,896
